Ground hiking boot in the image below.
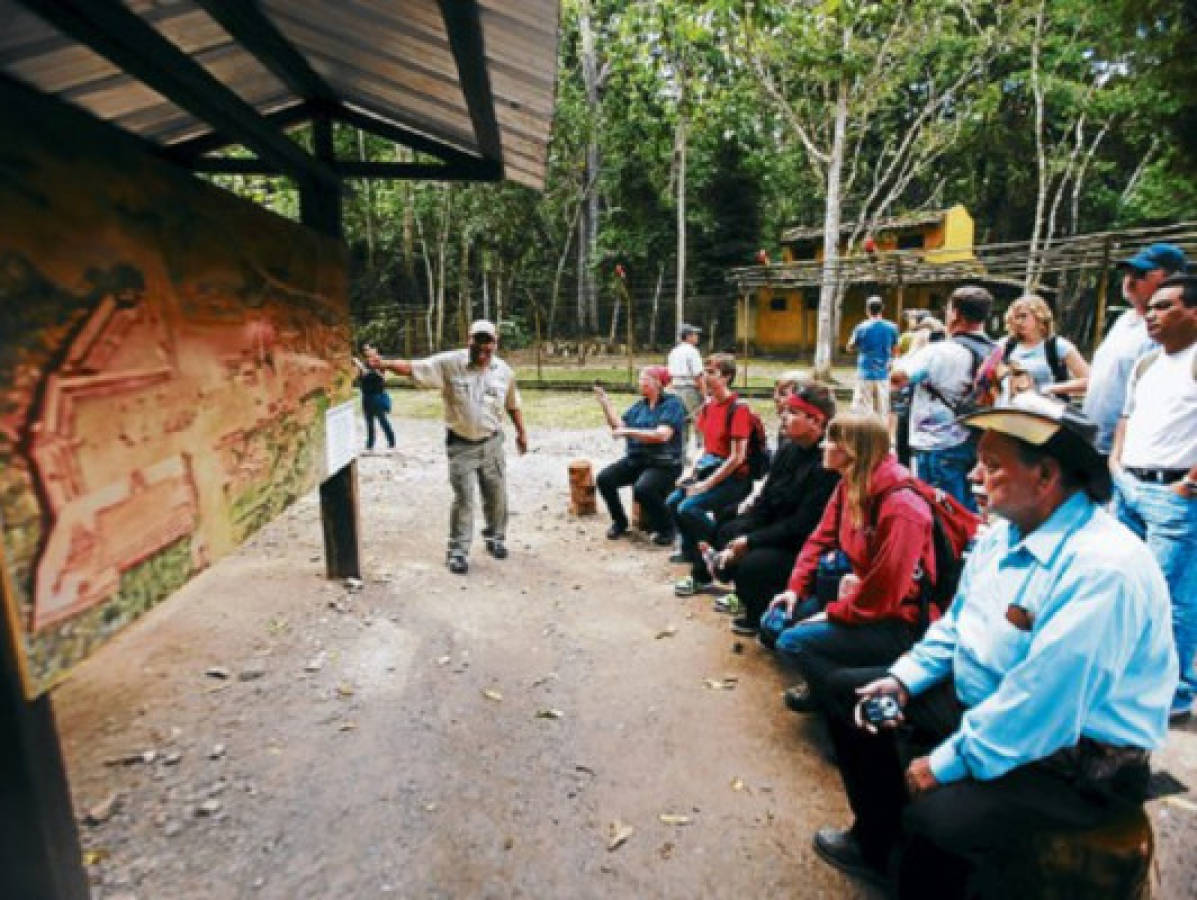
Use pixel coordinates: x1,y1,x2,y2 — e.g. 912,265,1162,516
673,576,711,597
446,552,469,575
606,522,629,540
485,539,508,560
812,827,888,888
730,616,757,636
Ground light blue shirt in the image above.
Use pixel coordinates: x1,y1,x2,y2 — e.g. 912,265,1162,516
890,491,1177,785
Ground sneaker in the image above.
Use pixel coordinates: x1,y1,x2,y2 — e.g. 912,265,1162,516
730,616,757,636
784,684,818,713
713,592,741,614
485,539,508,560
446,552,469,575
606,522,629,540
668,551,687,564
651,531,675,547
812,827,888,888
673,576,711,597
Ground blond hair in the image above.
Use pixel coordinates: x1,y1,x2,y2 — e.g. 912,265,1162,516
827,412,893,527
1005,294,1054,341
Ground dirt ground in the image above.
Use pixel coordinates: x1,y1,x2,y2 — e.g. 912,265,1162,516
56,417,1197,899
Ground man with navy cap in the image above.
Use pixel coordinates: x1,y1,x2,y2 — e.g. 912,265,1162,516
369,321,528,574
809,393,1177,897
1083,242,1187,455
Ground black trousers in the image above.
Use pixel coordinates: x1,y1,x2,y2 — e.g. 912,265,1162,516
596,456,681,536
822,666,1148,899
720,546,794,626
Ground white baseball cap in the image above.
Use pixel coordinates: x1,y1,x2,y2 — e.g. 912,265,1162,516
469,319,498,340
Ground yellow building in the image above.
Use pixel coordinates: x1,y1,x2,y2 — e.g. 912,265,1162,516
735,205,977,356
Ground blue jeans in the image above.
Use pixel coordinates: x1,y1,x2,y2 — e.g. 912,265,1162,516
1114,472,1197,714
914,442,978,512
666,476,752,581
762,600,916,707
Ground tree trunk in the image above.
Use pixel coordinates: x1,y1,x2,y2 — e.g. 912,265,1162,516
675,111,687,334
459,230,470,344
481,257,491,320
814,74,849,379
358,131,375,268
1025,0,1048,291
650,264,664,348
579,0,600,335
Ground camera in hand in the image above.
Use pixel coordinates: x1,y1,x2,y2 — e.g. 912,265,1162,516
862,694,903,727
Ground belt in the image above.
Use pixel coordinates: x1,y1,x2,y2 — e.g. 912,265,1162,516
1125,466,1188,485
1041,738,1149,786
446,429,496,446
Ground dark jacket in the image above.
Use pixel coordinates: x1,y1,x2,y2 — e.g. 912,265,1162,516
717,441,839,554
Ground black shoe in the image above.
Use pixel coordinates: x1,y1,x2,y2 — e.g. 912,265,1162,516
812,827,888,888
606,523,629,540
446,552,469,574
668,551,687,564
485,539,508,560
651,531,674,546
730,617,758,636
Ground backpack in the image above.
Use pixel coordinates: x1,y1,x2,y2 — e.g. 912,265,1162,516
1002,334,1068,384
869,479,980,632
921,332,998,418
724,401,772,480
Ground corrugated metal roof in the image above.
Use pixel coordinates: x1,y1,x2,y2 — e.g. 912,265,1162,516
0,0,558,189
781,209,953,244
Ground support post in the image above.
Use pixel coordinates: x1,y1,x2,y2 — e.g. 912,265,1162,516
302,115,360,579
0,548,89,898
894,255,906,325
319,462,361,579
1092,237,1112,353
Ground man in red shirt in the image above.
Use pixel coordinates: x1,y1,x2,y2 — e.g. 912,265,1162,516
667,352,754,595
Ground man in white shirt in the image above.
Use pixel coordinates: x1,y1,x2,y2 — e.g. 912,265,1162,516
369,320,528,575
667,323,706,456
1084,243,1187,455
1111,275,1197,721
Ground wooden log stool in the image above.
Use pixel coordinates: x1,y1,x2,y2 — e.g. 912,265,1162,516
632,500,646,531
974,807,1153,899
568,459,597,516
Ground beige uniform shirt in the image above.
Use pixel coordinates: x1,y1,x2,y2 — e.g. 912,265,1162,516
411,349,521,441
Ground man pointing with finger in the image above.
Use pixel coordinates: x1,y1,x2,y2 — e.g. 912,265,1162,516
810,393,1177,897
368,320,528,575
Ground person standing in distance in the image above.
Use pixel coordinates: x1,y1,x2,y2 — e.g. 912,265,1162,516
667,323,706,459
1084,242,1187,457
368,320,528,575
847,295,899,420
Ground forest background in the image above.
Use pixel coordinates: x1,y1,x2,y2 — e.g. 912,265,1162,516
212,0,1197,369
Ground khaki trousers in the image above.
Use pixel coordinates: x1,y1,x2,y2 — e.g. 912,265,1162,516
446,431,506,553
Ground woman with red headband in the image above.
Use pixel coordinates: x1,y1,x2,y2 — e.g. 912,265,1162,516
703,380,841,635
594,365,688,544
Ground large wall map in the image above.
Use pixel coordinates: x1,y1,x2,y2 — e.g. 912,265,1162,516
0,87,353,697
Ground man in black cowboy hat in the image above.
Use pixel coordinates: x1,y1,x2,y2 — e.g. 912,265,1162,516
809,393,1178,898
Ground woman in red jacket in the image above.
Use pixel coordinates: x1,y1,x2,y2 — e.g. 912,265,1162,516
759,411,936,713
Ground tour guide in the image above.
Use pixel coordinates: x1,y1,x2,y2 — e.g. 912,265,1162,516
367,320,528,575
811,392,1178,897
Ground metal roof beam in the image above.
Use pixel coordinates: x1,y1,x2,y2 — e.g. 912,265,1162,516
330,103,482,168
189,156,500,182
160,102,314,163
20,0,337,188
192,0,337,104
437,0,503,172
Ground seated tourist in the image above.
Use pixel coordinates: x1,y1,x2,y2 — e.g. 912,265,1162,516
811,393,1177,897
594,366,686,545
702,381,840,635
760,412,938,712
668,352,754,596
